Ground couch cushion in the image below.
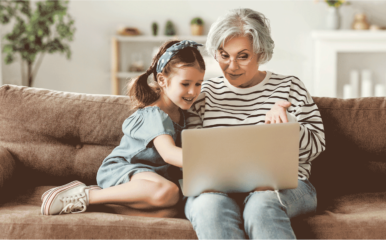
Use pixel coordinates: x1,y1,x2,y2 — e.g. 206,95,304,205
0,84,135,185
4,186,385,239
0,186,197,239
292,191,386,239
311,97,386,210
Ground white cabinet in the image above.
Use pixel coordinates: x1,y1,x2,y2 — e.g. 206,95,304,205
111,35,208,95
312,30,386,98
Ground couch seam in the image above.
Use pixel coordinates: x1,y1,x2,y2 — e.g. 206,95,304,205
3,88,132,107
0,222,194,231
319,108,386,110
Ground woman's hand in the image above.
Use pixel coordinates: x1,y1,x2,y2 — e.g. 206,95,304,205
265,101,291,124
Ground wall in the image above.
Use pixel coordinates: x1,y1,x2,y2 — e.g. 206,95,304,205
1,0,386,95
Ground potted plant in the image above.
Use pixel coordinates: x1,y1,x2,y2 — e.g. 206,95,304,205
190,17,204,36
0,0,75,87
151,22,158,36
164,20,176,36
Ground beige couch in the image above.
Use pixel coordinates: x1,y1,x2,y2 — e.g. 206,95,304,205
0,84,385,239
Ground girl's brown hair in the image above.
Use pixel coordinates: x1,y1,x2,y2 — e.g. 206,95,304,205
127,40,206,110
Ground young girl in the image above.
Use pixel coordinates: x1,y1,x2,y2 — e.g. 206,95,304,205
41,40,205,216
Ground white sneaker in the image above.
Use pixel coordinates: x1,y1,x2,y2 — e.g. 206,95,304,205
41,183,101,203
41,181,101,215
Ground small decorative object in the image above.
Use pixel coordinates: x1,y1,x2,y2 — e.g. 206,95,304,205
343,84,351,99
350,70,359,98
190,17,204,36
326,6,341,30
317,0,348,30
374,84,385,97
369,24,382,31
352,13,370,30
117,26,140,36
164,20,176,36
151,22,158,36
129,53,144,72
361,70,372,97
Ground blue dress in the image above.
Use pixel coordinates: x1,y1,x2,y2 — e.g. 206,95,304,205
96,106,185,189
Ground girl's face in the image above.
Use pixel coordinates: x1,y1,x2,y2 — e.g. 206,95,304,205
216,36,262,88
159,66,204,110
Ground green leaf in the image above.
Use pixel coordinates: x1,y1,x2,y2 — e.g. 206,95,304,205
0,0,75,73
4,53,14,64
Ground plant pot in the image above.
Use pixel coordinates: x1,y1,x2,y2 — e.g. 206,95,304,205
326,7,341,30
191,24,203,36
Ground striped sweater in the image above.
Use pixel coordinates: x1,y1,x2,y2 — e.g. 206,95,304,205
186,71,326,180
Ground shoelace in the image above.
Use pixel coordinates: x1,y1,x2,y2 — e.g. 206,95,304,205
59,196,87,214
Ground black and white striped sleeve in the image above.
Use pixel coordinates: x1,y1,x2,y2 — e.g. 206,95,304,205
186,92,206,129
287,77,326,166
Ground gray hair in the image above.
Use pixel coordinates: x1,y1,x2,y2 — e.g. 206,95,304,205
206,8,275,65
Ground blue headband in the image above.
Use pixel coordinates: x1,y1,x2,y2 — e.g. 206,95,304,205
156,40,203,73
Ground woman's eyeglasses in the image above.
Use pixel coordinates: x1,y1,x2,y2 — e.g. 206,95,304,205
214,51,255,66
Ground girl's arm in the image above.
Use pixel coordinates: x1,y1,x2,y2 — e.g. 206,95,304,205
153,134,182,168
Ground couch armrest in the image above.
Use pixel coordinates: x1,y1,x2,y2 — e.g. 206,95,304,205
0,146,16,191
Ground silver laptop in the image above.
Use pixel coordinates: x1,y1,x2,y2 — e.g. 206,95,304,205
181,122,300,197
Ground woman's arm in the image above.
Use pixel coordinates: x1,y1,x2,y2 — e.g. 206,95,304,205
264,76,325,178
287,77,326,177
186,92,206,129
153,135,182,168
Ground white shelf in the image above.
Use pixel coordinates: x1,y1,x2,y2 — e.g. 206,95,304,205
116,71,145,78
111,35,208,94
311,30,386,40
115,35,207,42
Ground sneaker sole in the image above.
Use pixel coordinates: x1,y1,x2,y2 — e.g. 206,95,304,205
41,181,84,215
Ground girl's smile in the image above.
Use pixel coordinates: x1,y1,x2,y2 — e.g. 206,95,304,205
153,65,204,123
162,66,204,110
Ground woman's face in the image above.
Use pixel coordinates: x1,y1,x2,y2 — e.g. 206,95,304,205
216,36,263,88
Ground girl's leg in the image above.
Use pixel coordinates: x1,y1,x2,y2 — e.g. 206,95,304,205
185,192,246,239
90,203,179,218
89,171,180,209
41,172,180,215
243,179,317,239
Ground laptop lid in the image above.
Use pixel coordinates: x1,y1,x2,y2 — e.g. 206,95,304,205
181,122,300,196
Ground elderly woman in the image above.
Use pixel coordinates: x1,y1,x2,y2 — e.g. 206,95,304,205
185,8,326,239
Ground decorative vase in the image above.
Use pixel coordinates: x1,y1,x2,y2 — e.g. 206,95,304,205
191,24,203,36
326,7,341,30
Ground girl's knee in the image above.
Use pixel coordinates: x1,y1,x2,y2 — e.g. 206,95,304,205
151,181,180,208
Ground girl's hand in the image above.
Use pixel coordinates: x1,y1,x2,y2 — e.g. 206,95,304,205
265,101,291,124
251,186,274,192
153,134,183,168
